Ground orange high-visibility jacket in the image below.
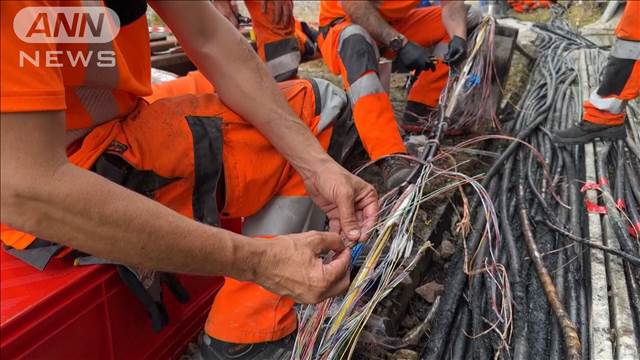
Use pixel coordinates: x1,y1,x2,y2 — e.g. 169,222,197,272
320,0,420,26
616,0,640,41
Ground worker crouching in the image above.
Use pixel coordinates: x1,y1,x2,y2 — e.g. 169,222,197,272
553,1,640,144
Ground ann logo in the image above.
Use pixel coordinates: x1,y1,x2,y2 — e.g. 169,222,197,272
26,12,105,39
14,7,120,44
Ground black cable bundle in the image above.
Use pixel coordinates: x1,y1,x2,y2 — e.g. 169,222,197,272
420,6,640,360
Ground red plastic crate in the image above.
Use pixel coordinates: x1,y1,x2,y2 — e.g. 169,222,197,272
1,218,241,360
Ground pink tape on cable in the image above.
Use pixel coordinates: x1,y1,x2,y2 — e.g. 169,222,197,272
598,177,609,186
580,182,601,192
585,199,607,214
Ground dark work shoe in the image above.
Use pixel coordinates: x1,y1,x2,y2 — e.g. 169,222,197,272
300,21,319,45
299,21,320,61
552,121,626,145
402,101,437,134
197,332,295,360
379,156,414,190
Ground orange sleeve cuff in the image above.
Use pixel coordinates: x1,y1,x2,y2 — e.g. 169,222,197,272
1,93,66,113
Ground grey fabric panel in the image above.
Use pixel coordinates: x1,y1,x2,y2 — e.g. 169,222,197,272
75,87,120,128
243,196,314,236
339,34,380,84
597,56,636,96
326,95,357,167
4,241,62,271
76,0,120,127
589,91,625,114
264,37,300,61
75,256,116,266
611,38,640,60
151,68,179,84
264,37,301,80
337,24,379,58
319,17,345,38
93,153,177,199
185,116,223,227
267,52,302,81
309,78,349,132
310,77,322,116
305,204,327,232
347,72,385,103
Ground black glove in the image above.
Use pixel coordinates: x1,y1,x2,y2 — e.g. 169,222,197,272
396,41,436,73
444,36,467,67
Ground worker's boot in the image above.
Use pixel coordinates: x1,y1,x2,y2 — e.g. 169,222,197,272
300,21,319,45
552,121,627,145
401,101,437,134
197,332,295,360
300,21,320,61
379,156,414,190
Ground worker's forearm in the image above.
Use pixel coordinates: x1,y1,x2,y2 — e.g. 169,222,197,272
442,1,467,39
343,1,400,45
194,41,334,176
159,2,335,178
3,161,263,281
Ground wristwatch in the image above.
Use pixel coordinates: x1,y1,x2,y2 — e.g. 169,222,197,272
388,34,406,52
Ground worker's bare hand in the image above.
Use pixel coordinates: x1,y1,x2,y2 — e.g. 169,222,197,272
213,0,239,29
256,231,351,304
260,0,293,28
303,162,379,245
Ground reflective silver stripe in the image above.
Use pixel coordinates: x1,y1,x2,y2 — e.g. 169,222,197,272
589,91,625,114
338,24,380,59
348,72,385,103
243,196,319,236
266,51,302,79
312,78,348,132
71,0,120,129
305,205,328,234
75,87,121,124
151,68,178,84
611,38,640,60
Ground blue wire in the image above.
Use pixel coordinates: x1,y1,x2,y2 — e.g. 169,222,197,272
464,73,481,90
351,243,363,265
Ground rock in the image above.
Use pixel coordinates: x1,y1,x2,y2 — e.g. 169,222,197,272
392,349,418,360
405,135,428,156
401,314,419,330
415,281,444,303
438,240,456,259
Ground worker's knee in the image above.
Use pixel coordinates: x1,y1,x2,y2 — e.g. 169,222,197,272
307,78,349,133
264,38,301,81
338,25,380,84
307,78,360,165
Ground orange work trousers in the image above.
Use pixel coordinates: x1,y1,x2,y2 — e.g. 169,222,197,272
149,73,347,343
2,75,345,344
318,6,449,160
583,1,640,126
507,0,550,13
245,0,314,82
583,58,639,126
